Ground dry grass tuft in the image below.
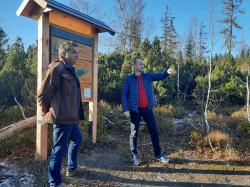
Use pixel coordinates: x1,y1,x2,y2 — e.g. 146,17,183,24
208,130,230,146
231,110,246,119
190,129,232,157
207,111,224,121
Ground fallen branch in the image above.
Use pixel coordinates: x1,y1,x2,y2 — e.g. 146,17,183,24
0,116,36,140
14,97,27,120
103,116,114,125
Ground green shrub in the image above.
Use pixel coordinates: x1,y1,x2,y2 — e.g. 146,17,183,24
237,119,250,138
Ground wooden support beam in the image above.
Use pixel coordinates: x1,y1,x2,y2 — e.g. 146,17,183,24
88,34,98,143
91,34,98,144
16,0,47,20
36,13,50,160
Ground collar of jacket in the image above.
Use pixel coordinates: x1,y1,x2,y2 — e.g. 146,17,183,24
59,58,80,87
59,57,75,71
132,72,144,78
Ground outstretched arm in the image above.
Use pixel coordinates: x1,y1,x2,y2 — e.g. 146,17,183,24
150,68,173,81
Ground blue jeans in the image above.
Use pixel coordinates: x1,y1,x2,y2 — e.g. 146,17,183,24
130,108,161,158
48,124,83,187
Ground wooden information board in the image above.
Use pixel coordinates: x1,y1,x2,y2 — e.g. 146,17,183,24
50,29,94,102
17,0,114,159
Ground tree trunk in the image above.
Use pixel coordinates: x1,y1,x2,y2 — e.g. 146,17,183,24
0,116,36,140
247,75,250,122
205,0,215,152
177,58,180,102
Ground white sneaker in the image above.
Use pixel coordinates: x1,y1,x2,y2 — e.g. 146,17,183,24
132,154,141,166
156,154,170,163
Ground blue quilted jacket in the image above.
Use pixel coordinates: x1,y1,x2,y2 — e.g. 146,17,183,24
121,71,168,112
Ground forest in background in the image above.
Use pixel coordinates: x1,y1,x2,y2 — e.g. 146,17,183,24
1,0,250,160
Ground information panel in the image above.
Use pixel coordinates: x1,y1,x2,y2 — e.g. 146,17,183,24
50,27,94,101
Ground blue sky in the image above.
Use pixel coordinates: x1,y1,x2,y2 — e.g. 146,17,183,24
0,0,250,55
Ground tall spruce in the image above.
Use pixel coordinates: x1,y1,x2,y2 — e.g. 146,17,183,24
185,31,195,61
160,6,177,60
221,0,244,55
120,53,132,78
0,27,8,70
147,37,169,102
139,37,151,59
147,37,162,71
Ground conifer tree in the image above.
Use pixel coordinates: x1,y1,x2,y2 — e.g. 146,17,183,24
120,53,132,78
160,6,177,60
0,37,25,111
185,31,195,61
221,0,244,55
0,27,8,71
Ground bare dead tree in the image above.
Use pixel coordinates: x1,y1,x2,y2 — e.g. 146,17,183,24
205,0,216,152
176,50,183,102
191,16,198,59
20,71,36,99
198,22,207,64
115,0,145,52
144,16,156,41
116,0,129,53
176,35,185,102
14,97,27,120
70,0,116,53
69,0,101,18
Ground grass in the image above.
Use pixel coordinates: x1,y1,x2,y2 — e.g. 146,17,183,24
2,102,250,186
155,104,186,118
1,101,250,162
0,128,36,158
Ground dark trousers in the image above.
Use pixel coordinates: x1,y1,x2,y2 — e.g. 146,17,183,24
130,108,161,157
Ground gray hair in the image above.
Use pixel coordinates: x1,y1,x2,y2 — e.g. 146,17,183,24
134,58,143,65
58,41,78,57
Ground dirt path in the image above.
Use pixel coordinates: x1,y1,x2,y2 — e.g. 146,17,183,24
1,137,250,186
60,144,250,187
1,111,250,186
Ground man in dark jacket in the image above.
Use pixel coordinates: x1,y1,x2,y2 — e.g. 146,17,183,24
121,58,172,166
38,41,84,187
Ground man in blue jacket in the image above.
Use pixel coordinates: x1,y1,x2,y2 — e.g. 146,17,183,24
121,58,172,166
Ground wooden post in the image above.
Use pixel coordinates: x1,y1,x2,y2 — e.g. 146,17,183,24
36,13,50,160
89,34,98,144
